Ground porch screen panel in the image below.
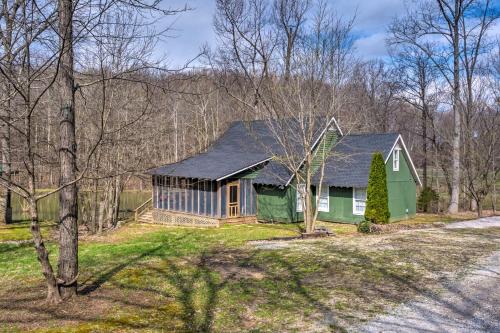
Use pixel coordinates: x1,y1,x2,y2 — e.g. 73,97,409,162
220,180,226,218
177,178,182,211
175,177,181,211
165,177,174,210
186,179,192,213
157,176,162,209
247,179,256,216
199,180,206,215
250,181,257,215
163,176,169,210
193,180,199,214
152,176,158,209
212,182,218,217
245,179,252,215
240,179,246,216
179,178,186,212
206,181,212,216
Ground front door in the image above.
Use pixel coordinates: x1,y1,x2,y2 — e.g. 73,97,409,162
227,180,240,217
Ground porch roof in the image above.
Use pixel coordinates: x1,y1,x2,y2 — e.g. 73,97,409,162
148,119,325,180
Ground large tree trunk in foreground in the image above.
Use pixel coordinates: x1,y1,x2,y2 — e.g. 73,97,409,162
1,102,12,224
447,0,461,214
57,0,78,299
422,105,428,189
1,35,13,225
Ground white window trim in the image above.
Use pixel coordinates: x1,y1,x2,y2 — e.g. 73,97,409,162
296,184,306,212
318,185,329,212
352,187,367,216
393,147,401,171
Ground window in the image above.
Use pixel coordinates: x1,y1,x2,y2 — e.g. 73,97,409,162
393,147,400,171
353,188,367,215
318,185,329,212
296,184,306,212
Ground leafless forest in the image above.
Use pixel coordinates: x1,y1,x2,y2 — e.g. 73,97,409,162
0,0,499,302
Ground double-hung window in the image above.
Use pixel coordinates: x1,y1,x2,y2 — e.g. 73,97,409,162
353,188,367,215
296,184,306,212
318,185,329,212
393,147,400,171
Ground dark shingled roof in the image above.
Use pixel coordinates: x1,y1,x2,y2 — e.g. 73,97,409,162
313,133,400,187
148,120,325,180
252,160,292,186
252,133,400,187
148,119,406,188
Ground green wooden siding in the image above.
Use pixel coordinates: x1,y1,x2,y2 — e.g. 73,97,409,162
237,167,261,179
256,185,364,224
385,148,417,221
255,152,417,224
254,134,417,224
256,185,298,222
315,187,364,224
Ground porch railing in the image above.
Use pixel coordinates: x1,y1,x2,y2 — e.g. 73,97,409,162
134,198,152,222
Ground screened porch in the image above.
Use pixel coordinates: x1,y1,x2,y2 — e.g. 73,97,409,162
151,176,257,219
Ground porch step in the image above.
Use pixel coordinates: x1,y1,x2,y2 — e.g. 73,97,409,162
137,210,154,223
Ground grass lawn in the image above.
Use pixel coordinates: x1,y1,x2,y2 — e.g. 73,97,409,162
0,220,499,332
0,221,55,242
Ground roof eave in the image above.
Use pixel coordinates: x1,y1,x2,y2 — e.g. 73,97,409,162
216,157,272,181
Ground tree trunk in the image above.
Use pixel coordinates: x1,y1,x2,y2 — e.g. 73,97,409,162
98,198,106,234
471,197,477,212
448,1,461,214
105,180,115,229
422,105,428,188
29,197,62,304
112,176,121,227
91,179,99,234
1,39,13,225
57,0,78,299
303,155,315,234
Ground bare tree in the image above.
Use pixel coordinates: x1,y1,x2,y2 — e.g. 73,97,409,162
0,0,188,303
390,0,498,213
390,46,439,188
214,0,355,233
272,0,310,80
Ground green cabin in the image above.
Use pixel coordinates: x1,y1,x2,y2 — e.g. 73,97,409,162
148,118,421,227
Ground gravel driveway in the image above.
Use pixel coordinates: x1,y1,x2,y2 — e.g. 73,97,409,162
445,216,500,229
357,216,500,333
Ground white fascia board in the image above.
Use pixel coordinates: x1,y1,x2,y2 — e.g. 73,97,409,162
385,135,422,187
216,157,272,181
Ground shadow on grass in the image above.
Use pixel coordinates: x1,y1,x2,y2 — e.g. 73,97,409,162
1,228,499,332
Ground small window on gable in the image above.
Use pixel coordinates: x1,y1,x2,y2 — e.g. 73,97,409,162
393,147,401,171
296,184,306,212
318,185,329,212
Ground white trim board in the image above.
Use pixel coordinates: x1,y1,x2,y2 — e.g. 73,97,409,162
216,157,272,181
